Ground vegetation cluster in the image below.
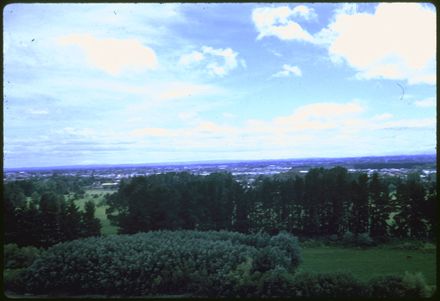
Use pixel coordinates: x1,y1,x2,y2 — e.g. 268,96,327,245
105,168,436,242
3,167,436,297
4,176,100,248
4,231,433,298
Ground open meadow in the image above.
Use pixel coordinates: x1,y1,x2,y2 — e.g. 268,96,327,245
72,189,119,235
300,245,436,286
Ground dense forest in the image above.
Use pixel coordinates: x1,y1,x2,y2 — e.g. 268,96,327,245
4,167,436,249
106,167,436,241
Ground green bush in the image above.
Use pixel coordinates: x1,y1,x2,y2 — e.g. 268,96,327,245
255,266,295,297
4,268,26,292
356,233,375,247
269,231,302,271
251,246,289,273
291,271,369,298
369,272,432,298
4,244,44,269
17,230,302,296
390,240,425,250
341,231,355,246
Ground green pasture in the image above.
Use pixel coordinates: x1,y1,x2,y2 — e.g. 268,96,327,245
300,245,436,285
72,189,119,235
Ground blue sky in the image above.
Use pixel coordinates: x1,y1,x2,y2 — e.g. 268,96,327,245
4,3,436,168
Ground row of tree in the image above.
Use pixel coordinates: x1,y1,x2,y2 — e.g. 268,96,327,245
5,191,101,248
105,168,436,241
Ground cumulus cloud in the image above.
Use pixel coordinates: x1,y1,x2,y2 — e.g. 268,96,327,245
178,51,205,66
179,46,243,77
316,3,436,85
119,101,434,160
252,5,316,42
414,97,436,108
58,33,158,75
273,64,302,77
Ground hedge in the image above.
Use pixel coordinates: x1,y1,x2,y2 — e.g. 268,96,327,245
18,230,301,296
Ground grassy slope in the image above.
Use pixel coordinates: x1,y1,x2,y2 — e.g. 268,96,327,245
73,189,119,235
300,246,436,285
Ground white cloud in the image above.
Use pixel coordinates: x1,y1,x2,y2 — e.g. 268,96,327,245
376,118,436,130
158,82,219,101
178,50,204,66
178,46,242,77
129,127,175,138
414,97,436,108
292,5,318,21
58,33,158,75
273,64,302,77
28,109,49,115
252,5,316,42
373,113,393,120
316,3,436,85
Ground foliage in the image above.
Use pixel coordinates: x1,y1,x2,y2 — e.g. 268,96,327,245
4,268,26,292
4,188,101,248
4,244,44,269
102,168,435,242
16,230,302,296
369,272,432,298
291,271,369,298
5,167,436,248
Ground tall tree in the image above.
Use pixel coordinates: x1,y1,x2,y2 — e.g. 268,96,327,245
60,199,82,241
349,173,369,235
369,172,390,240
81,200,101,237
39,192,63,248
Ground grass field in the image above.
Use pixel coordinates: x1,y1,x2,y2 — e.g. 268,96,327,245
73,189,119,235
300,246,436,285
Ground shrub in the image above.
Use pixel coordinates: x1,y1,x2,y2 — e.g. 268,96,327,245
421,242,436,252
255,266,295,298
401,272,432,297
4,268,26,292
291,271,369,298
4,244,44,269
16,230,302,296
391,240,425,250
369,272,432,298
341,231,355,246
300,239,325,248
269,231,302,271
356,233,375,247
369,275,408,298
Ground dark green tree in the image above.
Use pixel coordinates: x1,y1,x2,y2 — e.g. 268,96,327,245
39,192,63,248
60,199,82,241
369,172,390,240
349,173,369,235
81,200,101,237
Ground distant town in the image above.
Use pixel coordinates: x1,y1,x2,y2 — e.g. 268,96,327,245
4,154,436,188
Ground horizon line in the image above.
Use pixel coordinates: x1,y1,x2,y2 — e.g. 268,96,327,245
3,152,437,171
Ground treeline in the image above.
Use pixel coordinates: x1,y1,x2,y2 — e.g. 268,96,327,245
106,167,436,241
4,178,100,248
